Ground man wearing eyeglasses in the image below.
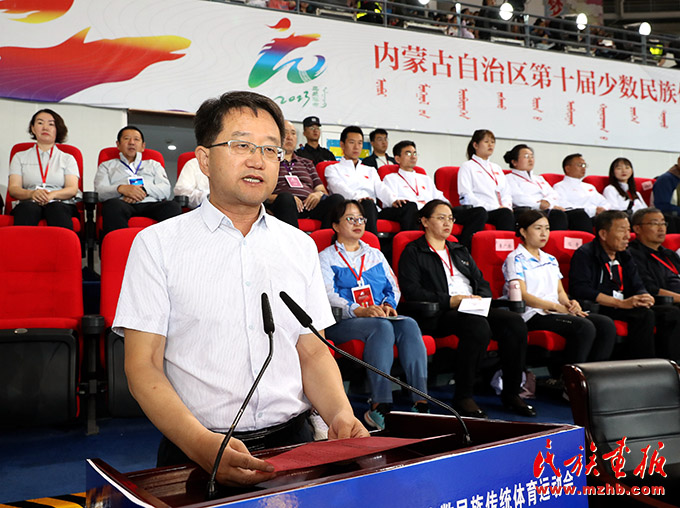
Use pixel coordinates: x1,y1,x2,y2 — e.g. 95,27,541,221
115,91,368,488
552,153,610,218
382,140,486,248
266,120,344,229
295,116,336,165
94,125,181,237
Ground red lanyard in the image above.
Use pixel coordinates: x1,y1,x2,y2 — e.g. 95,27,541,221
427,240,454,276
473,159,498,186
513,172,546,192
397,172,419,197
605,262,623,291
335,245,366,283
650,253,679,275
36,144,54,184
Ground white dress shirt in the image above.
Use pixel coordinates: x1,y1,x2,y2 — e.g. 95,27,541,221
94,151,172,202
113,200,335,432
457,155,512,211
553,176,610,217
603,183,646,213
382,168,448,209
502,244,562,321
506,170,562,209
324,158,396,207
174,158,210,209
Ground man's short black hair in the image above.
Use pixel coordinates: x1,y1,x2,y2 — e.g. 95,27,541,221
393,140,416,159
562,153,583,171
194,91,285,148
117,125,145,143
369,128,388,142
340,126,364,143
595,210,628,233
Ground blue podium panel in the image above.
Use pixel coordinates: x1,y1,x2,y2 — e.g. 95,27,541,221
86,414,588,508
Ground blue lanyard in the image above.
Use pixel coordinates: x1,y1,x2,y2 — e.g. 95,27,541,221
119,158,143,175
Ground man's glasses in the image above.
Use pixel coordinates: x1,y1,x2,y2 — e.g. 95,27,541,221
404,150,418,157
640,221,668,227
208,140,284,162
344,216,367,225
430,215,455,223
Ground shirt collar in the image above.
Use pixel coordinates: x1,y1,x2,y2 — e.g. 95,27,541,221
119,151,142,167
511,169,533,180
200,199,268,233
517,243,547,262
471,154,490,167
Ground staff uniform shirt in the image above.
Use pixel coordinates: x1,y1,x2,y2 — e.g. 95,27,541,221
603,183,646,213
94,151,172,203
382,169,448,209
324,158,396,207
629,239,680,295
362,153,396,169
568,239,647,302
174,158,209,209
273,154,322,199
113,200,335,432
319,240,399,318
502,244,562,321
506,170,562,209
553,176,610,217
9,145,80,204
457,155,512,211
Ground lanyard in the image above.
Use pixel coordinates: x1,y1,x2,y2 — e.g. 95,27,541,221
427,240,454,276
119,157,143,175
605,261,623,291
281,159,294,175
335,245,366,283
650,253,679,275
513,172,547,192
397,172,419,197
473,159,503,206
36,144,54,184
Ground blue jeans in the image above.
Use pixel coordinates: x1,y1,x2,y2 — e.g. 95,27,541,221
325,316,428,403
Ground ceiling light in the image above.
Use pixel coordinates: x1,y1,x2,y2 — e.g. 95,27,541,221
167,144,177,151
499,2,514,21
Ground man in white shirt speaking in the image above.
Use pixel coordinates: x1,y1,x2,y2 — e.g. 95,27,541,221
114,91,368,487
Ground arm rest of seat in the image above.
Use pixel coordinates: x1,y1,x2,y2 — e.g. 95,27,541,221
331,306,343,323
174,195,189,207
578,300,600,313
491,299,525,313
83,191,98,208
654,295,674,306
397,301,440,318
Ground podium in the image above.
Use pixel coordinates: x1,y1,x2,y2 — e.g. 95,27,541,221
86,413,587,508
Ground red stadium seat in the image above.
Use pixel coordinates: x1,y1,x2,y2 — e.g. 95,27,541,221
663,233,680,252
176,151,196,180
99,227,145,416
311,229,435,359
433,166,494,232
540,173,565,186
583,175,608,194
542,231,596,293
392,230,496,354
0,227,84,425
635,177,655,205
96,147,166,235
5,142,85,232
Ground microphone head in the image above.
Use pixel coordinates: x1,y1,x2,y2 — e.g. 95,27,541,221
279,291,313,328
261,293,275,335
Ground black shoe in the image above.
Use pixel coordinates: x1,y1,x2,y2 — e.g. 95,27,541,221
501,394,537,417
453,397,488,419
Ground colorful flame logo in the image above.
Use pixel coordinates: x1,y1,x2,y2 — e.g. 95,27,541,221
0,0,73,23
0,28,190,102
248,17,326,89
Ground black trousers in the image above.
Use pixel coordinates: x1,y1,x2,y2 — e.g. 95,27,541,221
597,306,656,359
266,192,344,229
527,313,616,363
12,201,77,230
361,199,419,236
565,209,593,233
487,208,515,231
452,206,487,249
156,411,314,467
101,198,182,238
652,304,680,362
429,307,527,400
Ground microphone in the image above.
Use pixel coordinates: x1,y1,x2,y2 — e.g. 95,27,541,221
279,291,472,446
206,293,275,499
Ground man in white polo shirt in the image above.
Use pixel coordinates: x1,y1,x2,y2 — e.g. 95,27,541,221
553,153,610,218
114,91,367,487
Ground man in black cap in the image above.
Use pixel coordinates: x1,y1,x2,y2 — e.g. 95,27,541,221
295,116,337,166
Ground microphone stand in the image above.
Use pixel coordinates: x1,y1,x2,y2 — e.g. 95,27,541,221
279,291,472,446
206,293,275,499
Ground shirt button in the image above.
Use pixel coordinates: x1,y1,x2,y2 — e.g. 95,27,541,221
258,412,263,418
248,325,254,330
245,281,251,287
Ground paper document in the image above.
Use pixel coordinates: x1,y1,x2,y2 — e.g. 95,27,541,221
458,297,491,317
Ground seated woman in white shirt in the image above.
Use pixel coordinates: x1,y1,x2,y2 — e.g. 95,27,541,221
457,129,514,231
504,144,592,233
603,157,646,215
173,157,209,209
8,109,79,229
502,210,616,371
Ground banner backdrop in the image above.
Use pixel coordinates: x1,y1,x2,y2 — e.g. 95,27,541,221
0,0,677,150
